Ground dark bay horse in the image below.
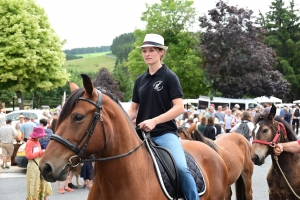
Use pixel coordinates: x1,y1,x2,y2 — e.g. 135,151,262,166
251,104,300,199
39,74,228,200
178,125,253,200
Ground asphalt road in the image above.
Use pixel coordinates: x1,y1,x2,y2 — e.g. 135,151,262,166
0,156,273,200
0,174,90,200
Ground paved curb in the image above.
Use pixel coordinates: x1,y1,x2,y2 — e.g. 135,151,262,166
0,159,27,173
0,166,26,173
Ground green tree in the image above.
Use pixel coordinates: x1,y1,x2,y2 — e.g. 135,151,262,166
111,33,135,101
111,33,135,61
113,60,134,101
258,0,300,101
128,0,209,98
199,0,290,98
0,0,69,109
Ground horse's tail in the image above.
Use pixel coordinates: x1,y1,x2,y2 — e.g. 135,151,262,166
235,175,246,200
193,129,219,153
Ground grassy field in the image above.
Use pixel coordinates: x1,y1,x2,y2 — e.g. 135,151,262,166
76,52,112,58
63,52,116,73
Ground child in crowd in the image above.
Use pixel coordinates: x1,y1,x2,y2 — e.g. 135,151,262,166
81,155,94,189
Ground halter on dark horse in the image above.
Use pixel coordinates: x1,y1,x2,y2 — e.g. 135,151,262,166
252,121,287,148
251,104,300,199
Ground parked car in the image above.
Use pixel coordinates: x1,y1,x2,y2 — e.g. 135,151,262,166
15,143,28,168
5,109,45,125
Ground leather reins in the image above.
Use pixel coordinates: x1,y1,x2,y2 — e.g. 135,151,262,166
50,89,146,167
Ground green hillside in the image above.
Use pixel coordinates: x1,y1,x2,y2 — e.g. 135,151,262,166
63,52,116,73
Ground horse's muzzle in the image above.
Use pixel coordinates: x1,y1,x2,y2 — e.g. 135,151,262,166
251,154,264,166
39,162,69,182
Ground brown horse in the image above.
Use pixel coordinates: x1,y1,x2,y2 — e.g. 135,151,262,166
178,125,253,200
39,74,228,200
251,105,300,199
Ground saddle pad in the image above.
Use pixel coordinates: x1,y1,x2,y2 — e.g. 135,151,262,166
150,148,206,199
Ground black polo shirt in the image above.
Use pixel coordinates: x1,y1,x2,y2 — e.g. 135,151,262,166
132,64,183,136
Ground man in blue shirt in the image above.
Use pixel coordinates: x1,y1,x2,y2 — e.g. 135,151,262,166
20,116,36,142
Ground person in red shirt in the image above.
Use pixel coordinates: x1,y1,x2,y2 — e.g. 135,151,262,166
25,126,53,200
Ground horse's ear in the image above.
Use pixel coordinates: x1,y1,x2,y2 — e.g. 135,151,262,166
69,82,79,93
188,123,197,134
268,104,276,120
81,74,94,97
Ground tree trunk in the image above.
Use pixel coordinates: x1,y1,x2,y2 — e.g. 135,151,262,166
15,91,24,110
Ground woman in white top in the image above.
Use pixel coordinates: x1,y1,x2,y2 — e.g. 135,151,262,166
224,109,235,133
231,110,242,127
230,111,254,143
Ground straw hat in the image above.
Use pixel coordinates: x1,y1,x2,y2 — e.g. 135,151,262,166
30,126,46,139
19,115,24,119
139,34,168,50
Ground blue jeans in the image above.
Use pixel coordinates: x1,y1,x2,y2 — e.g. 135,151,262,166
152,133,198,200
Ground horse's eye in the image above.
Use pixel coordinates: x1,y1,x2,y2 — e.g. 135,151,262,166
263,128,268,133
73,114,84,122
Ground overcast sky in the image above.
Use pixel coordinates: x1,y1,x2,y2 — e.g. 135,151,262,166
35,0,293,50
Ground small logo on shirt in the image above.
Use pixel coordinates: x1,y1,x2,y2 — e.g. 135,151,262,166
153,81,163,91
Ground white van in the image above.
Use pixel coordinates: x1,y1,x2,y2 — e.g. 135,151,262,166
197,96,262,111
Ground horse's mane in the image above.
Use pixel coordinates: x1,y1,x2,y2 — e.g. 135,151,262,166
177,125,193,140
95,87,123,107
57,88,84,127
192,129,203,141
177,126,218,153
50,117,58,132
253,113,297,142
57,87,127,127
193,129,219,153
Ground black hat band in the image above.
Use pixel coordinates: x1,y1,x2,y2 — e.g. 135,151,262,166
143,41,163,46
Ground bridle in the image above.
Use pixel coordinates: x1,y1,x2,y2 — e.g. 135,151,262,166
252,120,287,147
252,118,300,199
50,89,146,167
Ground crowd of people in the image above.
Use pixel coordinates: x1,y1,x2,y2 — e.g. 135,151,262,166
0,110,94,199
176,102,300,143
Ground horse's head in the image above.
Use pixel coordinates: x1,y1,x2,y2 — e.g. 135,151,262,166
39,74,137,182
177,125,193,140
177,123,197,140
251,104,297,165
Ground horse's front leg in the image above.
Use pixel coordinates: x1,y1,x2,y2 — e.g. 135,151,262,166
224,186,232,200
